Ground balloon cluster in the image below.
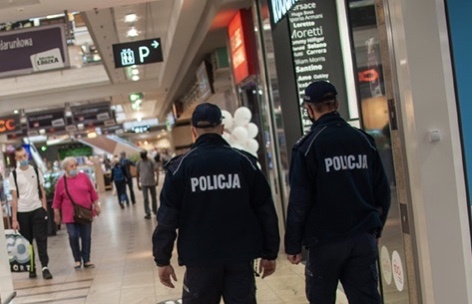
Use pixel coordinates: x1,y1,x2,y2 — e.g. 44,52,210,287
221,107,259,157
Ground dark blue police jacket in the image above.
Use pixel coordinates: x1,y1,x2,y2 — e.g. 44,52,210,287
153,133,280,266
285,112,391,255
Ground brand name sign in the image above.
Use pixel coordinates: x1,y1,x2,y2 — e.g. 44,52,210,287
270,0,301,24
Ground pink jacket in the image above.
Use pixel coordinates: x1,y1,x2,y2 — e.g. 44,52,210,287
52,172,99,223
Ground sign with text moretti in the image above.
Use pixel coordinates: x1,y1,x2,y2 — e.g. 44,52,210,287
288,0,349,134
112,38,163,68
27,109,66,133
0,115,21,135
0,24,69,77
72,103,113,128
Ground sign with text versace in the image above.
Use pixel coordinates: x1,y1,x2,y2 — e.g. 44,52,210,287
0,24,70,77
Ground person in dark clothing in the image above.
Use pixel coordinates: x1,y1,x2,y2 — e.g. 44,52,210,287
111,158,129,209
120,152,136,205
152,103,280,304
285,81,391,304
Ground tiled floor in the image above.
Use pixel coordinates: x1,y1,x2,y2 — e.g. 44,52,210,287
10,179,348,304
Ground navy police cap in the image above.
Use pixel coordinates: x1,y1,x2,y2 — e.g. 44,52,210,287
303,81,338,104
191,103,223,128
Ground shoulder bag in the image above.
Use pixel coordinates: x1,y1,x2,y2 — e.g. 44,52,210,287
63,176,93,225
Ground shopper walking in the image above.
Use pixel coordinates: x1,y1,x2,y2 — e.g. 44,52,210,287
120,151,136,205
111,158,129,209
9,146,53,280
136,150,159,219
285,81,391,304
52,157,100,269
153,103,280,303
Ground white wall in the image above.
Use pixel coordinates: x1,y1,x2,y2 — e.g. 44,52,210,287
387,0,472,302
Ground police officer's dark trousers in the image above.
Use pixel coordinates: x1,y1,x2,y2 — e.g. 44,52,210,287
305,233,380,304
182,261,257,304
17,207,49,272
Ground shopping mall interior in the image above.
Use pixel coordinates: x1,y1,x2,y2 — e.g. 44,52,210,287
1,0,472,303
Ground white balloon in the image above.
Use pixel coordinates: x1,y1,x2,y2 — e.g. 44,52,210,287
247,123,259,139
221,110,233,131
222,132,232,144
231,126,248,144
234,107,252,127
246,139,259,153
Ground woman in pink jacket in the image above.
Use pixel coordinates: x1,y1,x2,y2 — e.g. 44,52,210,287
52,157,101,269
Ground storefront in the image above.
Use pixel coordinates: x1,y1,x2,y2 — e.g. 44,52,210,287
245,0,472,302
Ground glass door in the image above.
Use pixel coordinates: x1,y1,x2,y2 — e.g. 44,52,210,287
346,0,419,302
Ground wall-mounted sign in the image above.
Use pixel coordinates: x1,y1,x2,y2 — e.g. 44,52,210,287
288,0,351,134
72,103,113,127
268,0,301,25
0,115,20,134
27,110,65,132
228,10,256,84
0,24,69,77
112,38,163,68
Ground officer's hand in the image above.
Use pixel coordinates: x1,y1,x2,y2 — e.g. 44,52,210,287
259,259,276,278
287,254,302,265
138,185,142,191
158,265,177,288
12,220,20,232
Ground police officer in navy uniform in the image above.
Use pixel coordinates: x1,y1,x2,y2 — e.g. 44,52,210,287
152,103,280,304
285,81,391,304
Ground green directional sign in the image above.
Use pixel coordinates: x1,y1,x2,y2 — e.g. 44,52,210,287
112,38,163,68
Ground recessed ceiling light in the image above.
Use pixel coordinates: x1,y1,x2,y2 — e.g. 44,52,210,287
124,14,138,23
131,69,139,76
13,110,19,114
127,27,139,37
132,75,140,81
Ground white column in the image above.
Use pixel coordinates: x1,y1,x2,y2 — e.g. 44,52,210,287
387,0,472,303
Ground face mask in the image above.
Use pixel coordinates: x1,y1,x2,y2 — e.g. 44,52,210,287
69,169,78,177
19,160,29,167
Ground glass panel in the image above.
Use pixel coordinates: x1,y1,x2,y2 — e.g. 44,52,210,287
347,1,410,302
254,0,291,210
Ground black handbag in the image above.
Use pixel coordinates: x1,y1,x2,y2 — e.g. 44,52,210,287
63,176,93,225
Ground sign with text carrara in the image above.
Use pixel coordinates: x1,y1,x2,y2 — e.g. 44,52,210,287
112,38,163,68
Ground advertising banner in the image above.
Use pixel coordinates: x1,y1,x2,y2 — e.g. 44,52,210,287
0,24,69,77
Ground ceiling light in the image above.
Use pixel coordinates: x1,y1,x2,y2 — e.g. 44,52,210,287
131,69,139,76
127,27,139,38
137,115,142,122
13,109,19,114
132,75,140,81
124,14,138,23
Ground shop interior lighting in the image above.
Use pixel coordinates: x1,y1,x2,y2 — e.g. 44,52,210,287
124,14,138,23
132,75,140,81
13,109,19,114
127,27,139,38
131,69,139,76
